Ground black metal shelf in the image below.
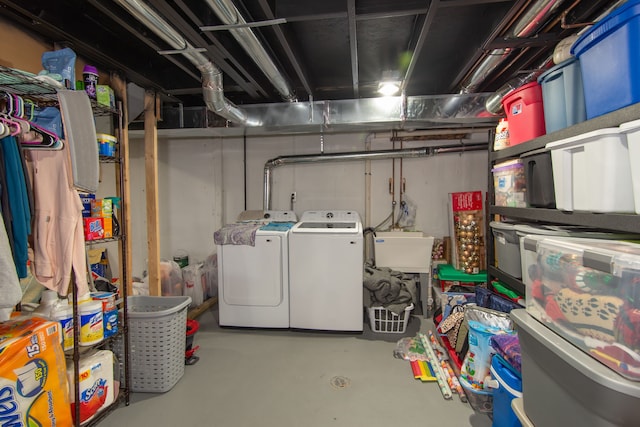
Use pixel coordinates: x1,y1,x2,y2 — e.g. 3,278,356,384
3,64,130,427
488,266,525,296
490,101,640,162
85,235,123,245
487,102,640,298
0,65,59,101
490,206,640,233
64,327,125,357
99,155,120,163
81,392,126,427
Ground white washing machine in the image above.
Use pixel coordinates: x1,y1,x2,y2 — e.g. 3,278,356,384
217,210,297,328
289,210,363,331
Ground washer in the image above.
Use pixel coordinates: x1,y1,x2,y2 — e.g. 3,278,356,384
289,210,363,331
217,210,297,328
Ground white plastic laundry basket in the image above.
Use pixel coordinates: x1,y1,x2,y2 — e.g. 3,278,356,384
368,304,413,333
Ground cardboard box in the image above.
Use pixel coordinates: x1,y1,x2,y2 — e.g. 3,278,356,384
96,85,115,109
84,217,104,241
91,199,113,218
79,193,95,218
102,217,112,238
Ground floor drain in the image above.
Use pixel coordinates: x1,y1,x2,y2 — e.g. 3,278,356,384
330,376,351,389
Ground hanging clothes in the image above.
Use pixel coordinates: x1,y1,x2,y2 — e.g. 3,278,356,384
28,141,89,296
0,135,30,278
0,146,15,251
0,213,21,321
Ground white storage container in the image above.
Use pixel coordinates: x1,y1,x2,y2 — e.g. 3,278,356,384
619,119,640,214
545,128,634,212
526,237,640,380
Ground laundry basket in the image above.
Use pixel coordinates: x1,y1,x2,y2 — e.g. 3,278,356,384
114,295,191,393
368,304,414,333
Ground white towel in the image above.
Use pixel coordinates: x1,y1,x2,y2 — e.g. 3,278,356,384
0,215,21,321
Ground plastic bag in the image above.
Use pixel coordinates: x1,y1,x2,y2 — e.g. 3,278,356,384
33,106,64,138
160,259,183,296
460,305,515,389
41,47,76,89
396,196,417,228
393,336,429,361
202,252,218,299
182,262,205,307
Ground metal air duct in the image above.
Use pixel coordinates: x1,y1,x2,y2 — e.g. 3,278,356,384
115,0,261,126
484,0,626,115
484,55,553,115
263,143,487,209
460,0,566,94
204,0,297,102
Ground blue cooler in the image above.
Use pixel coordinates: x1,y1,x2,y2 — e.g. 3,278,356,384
490,355,523,427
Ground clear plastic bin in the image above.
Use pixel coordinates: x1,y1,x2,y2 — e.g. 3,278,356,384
526,237,640,380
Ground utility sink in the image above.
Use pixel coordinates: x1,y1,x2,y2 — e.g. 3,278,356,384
373,231,434,273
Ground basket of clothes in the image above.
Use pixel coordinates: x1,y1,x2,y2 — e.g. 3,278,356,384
364,263,417,334
368,303,414,333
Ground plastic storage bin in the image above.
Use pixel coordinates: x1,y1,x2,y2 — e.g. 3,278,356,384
526,237,640,380
115,295,191,392
572,0,640,119
490,221,522,278
367,304,413,333
511,309,640,427
537,57,586,133
489,355,523,427
619,119,640,214
520,148,555,208
492,159,526,208
517,224,640,290
502,81,546,145
459,375,493,416
546,128,634,212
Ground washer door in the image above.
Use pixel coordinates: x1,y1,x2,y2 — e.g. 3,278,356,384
220,234,283,306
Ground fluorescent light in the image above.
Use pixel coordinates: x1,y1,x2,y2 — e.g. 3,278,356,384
378,81,400,96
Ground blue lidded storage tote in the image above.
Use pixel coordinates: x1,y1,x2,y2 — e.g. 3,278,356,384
571,0,640,119
537,57,586,133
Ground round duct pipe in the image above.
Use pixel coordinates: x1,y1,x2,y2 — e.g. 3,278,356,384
263,143,486,210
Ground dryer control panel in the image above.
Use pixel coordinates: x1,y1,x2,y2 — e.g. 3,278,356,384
299,210,361,222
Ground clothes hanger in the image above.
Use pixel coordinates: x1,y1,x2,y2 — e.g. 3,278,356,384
0,113,21,137
20,122,62,150
23,99,35,121
0,121,8,139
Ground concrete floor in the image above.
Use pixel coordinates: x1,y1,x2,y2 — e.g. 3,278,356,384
99,307,492,427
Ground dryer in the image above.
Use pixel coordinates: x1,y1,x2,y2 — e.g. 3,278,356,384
288,210,363,331
217,210,297,328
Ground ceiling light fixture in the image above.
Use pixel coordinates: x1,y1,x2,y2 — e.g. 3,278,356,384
377,70,402,96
